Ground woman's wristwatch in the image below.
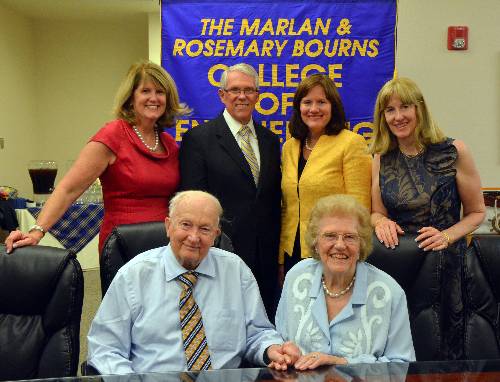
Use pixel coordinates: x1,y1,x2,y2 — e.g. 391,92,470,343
28,224,46,237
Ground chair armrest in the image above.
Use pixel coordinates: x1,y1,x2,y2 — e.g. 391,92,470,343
80,361,100,376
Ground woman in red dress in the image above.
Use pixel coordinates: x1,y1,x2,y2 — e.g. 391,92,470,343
5,61,189,253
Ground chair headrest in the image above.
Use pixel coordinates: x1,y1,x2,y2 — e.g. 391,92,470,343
0,245,75,314
366,233,426,291
107,221,169,263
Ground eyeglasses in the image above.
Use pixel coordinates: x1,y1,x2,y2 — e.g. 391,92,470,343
320,232,360,245
224,88,258,96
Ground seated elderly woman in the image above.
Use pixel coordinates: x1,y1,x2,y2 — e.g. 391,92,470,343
274,194,415,369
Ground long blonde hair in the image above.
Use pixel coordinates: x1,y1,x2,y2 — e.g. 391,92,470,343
370,77,445,154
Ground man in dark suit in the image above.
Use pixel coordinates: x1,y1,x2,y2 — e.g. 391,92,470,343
179,63,281,318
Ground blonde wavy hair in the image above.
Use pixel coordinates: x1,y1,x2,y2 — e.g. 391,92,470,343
370,77,445,155
113,60,190,127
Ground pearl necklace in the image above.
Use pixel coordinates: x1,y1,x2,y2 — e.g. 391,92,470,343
304,137,315,151
321,275,356,298
133,125,159,152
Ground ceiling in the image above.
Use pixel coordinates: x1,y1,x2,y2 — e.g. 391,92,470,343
0,0,160,20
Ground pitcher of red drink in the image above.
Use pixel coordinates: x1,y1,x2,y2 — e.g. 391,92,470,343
28,160,57,206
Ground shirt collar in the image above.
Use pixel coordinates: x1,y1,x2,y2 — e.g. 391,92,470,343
310,261,324,297
350,262,367,304
223,108,255,138
163,243,216,282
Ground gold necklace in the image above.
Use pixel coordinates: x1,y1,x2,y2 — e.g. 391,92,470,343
321,275,356,298
399,147,424,158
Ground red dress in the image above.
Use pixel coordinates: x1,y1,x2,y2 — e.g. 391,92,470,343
90,119,180,253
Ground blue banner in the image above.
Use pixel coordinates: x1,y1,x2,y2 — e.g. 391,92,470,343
161,0,396,144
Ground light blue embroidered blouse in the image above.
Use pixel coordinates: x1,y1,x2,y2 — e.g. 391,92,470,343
275,259,416,363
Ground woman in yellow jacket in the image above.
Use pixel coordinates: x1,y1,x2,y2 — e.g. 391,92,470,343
280,74,372,276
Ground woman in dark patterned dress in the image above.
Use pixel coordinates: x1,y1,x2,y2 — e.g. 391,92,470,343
369,77,485,360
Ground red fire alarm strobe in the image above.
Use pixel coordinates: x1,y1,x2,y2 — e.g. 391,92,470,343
448,26,468,50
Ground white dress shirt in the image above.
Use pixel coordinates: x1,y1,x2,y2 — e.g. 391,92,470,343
223,109,261,167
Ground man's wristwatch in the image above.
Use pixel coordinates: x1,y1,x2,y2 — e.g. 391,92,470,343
28,224,46,237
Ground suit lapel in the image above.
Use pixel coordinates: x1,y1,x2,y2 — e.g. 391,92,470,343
214,115,255,186
255,125,270,193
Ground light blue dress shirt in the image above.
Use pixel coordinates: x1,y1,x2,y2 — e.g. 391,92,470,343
88,244,283,374
276,259,416,363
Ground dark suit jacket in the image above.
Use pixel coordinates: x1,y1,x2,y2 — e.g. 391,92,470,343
179,114,281,281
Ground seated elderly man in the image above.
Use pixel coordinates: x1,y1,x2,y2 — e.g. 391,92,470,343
87,190,299,374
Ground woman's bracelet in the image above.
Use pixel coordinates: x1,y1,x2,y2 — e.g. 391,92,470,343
442,231,451,245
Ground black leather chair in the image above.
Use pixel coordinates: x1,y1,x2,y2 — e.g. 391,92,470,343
366,234,442,361
99,221,234,296
0,244,83,381
463,235,500,359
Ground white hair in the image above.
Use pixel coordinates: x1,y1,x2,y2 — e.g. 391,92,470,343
219,63,259,90
169,190,223,225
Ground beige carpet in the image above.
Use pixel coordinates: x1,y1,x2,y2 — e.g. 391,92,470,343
80,268,101,373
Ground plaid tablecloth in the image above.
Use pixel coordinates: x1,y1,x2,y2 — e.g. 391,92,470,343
28,203,104,254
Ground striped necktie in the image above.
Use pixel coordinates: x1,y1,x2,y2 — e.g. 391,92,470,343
177,272,212,371
238,124,259,185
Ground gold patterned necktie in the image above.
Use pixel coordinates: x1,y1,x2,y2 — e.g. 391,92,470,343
239,124,259,185
177,272,212,371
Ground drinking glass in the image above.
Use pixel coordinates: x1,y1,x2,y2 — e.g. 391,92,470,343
78,179,103,204
28,160,58,206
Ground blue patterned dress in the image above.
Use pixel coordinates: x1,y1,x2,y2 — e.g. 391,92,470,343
379,138,466,360
380,138,461,234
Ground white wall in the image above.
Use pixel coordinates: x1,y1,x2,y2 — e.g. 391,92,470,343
148,12,161,64
0,3,38,196
0,8,149,196
34,17,148,186
397,0,500,187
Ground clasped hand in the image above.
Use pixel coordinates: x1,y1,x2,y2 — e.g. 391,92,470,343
293,352,347,370
266,341,301,370
270,350,347,371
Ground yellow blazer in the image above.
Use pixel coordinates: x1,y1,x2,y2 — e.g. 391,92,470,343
279,130,372,263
